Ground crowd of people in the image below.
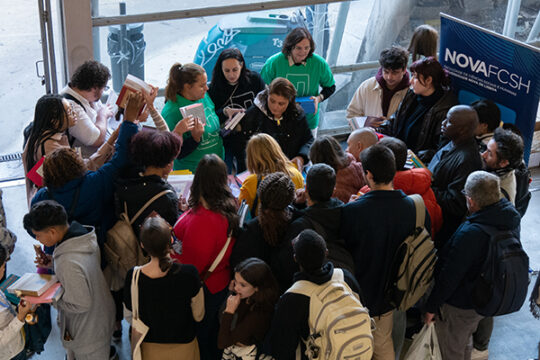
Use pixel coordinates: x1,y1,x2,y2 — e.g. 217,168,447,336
0,23,535,360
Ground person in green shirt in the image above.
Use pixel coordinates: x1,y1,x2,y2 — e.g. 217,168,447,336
161,63,224,172
260,27,336,132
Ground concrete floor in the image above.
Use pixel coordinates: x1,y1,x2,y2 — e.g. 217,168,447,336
1,167,539,359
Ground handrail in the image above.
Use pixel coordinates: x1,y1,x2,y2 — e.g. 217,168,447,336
92,0,348,27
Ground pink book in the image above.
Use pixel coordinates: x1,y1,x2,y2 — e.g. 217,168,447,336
24,283,63,304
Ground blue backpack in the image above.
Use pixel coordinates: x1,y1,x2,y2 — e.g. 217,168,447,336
472,224,529,316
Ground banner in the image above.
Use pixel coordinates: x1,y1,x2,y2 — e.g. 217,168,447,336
439,14,540,162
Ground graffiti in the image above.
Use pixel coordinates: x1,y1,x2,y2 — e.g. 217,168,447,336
199,28,241,67
272,38,283,48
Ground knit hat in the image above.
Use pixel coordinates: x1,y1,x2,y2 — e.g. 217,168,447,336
258,172,295,210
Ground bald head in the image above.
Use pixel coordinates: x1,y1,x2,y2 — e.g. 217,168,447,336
441,105,479,143
347,128,379,161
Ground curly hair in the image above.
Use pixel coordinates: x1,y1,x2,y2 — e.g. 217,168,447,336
234,258,279,311
188,154,239,233
493,127,524,169
43,148,87,188
70,60,110,91
257,172,295,246
282,27,315,59
130,130,182,168
379,46,409,70
23,200,68,233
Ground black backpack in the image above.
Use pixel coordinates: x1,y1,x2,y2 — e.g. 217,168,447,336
512,162,532,218
472,224,529,316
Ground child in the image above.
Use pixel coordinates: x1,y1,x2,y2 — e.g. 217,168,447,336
218,258,279,358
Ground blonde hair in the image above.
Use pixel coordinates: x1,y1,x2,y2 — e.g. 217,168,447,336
246,134,295,178
165,63,206,102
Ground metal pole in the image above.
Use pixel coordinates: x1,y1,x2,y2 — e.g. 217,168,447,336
502,0,522,38
45,0,58,93
119,2,129,82
327,1,350,66
91,0,100,61
37,0,51,93
526,10,540,43
312,4,325,56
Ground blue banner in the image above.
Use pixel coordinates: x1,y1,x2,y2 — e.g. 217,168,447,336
439,14,540,162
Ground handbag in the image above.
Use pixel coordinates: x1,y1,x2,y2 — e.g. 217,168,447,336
130,266,149,360
403,323,442,360
222,344,274,360
201,232,233,283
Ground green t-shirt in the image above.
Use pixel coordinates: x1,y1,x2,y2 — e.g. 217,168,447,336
260,52,335,129
161,93,224,172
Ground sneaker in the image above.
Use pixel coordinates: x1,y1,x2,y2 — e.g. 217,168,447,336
471,348,489,360
109,345,119,360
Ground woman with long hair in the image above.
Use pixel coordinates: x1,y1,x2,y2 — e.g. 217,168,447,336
260,27,336,132
408,24,439,62
380,56,457,163
161,63,224,172
239,133,303,214
231,172,298,293
124,216,205,360
218,258,279,358
309,135,365,203
241,77,313,171
208,48,266,173
172,154,238,360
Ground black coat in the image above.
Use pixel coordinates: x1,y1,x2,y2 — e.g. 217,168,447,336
425,199,521,313
382,89,457,163
241,91,314,163
428,139,483,248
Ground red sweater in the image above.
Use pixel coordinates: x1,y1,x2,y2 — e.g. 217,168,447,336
333,154,366,203
360,168,442,235
172,206,234,294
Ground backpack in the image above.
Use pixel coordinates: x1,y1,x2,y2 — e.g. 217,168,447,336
287,268,373,360
103,190,172,287
501,162,532,218
385,194,437,312
472,224,529,317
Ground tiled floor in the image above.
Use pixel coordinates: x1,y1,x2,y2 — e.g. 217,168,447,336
2,167,540,359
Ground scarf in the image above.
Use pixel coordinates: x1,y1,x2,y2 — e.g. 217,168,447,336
375,68,410,117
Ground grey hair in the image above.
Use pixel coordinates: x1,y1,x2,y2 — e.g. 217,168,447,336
464,170,501,209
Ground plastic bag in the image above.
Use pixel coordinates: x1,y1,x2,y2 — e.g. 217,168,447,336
404,323,442,360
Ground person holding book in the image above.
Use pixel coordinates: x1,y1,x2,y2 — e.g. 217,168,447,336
23,201,116,360
208,48,266,174
260,27,336,133
238,134,304,216
231,172,299,293
161,63,224,173
218,258,279,357
171,154,238,360
0,245,34,360
124,216,205,360
241,78,313,171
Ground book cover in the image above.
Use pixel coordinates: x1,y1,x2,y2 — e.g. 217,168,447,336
296,97,316,114
168,174,194,199
224,111,245,130
405,149,427,169
180,103,207,125
235,171,251,185
115,74,151,111
7,273,58,297
348,116,367,131
24,282,63,304
27,156,45,187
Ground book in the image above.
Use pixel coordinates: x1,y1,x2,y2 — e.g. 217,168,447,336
0,274,20,305
405,149,427,169
7,273,58,297
224,111,245,130
296,97,316,114
235,170,251,185
26,156,45,187
237,200,249,227
115,74,151,111
348,116,367,130
24,282,63,304
168,174,194,199
180,103,206,125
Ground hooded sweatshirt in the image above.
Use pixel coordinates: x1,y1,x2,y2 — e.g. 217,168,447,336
53,222,115,355
425,199,521,313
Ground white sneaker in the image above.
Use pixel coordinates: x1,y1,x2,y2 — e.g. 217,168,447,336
471,348,489,360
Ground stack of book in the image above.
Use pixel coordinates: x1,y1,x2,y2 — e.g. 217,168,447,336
7,273,63,304
116,74,152,115
180,103,207,124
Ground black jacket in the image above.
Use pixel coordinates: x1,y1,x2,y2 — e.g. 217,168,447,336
428,139,483,248
381,88,457,163
425,199,521,313
241,90,314,163
286,198,354,273
230,217,299,293
269,262,360,360
115,174,179,237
